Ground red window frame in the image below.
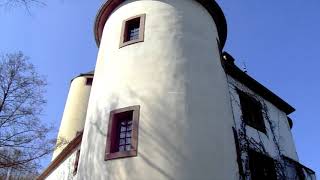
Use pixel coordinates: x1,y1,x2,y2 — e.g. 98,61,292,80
105,105,140,160
119,14,146,48
73,149,80,175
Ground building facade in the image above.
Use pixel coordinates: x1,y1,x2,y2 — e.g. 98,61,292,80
39,0,315,179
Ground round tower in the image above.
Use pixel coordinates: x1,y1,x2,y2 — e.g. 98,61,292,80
79,0,238,179
52,71,94,160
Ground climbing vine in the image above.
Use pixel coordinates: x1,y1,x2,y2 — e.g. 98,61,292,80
227,79,288,180
220,51,315,180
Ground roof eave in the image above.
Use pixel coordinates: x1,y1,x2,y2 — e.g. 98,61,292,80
222,56,295,115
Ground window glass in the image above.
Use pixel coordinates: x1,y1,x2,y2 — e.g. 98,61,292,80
126,19,140,41
117,118,132,152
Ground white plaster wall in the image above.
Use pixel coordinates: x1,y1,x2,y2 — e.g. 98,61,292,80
78,0,238,180
46,146,80,180
52,76,92,160
227,75,299,160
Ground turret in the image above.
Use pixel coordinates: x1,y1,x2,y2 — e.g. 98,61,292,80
52,71,94,160
78,1,238,179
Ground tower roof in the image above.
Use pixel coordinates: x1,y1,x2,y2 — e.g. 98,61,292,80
222,52,295,115
94,0,228,48
79,70,94,76
70,70,94,82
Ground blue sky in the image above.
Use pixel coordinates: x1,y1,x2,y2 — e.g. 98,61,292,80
0,0,319,175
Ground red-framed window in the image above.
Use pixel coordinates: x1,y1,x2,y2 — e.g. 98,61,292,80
119,14,146,48
105,105,140,160
73,149,80,175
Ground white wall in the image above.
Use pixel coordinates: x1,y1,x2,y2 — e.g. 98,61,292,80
46,146,80,180
227,75,299,160
52,75,92,160
78,0,238,179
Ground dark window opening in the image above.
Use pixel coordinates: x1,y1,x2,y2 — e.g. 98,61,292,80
110,111,133,153
73,149,80,176
249,150,277,180
296,166,306,180
125,18,140,42
105,105,140,160
238,90,266,133
86,78,93,86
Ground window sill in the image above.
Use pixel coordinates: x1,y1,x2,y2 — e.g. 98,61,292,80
105,150,137,160
119,39,144,48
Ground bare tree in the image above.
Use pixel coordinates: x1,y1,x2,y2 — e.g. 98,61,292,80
0,52,54,177
0,0,45,11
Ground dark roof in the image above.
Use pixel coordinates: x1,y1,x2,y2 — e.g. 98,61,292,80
79,70,94,76
94,0,227,48
222,52,295,115
70,70,94,83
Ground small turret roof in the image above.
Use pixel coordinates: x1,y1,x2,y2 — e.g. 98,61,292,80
79,70,94,76
70,70,94,83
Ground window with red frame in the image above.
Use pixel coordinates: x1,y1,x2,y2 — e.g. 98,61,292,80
105,105,140,160
119,14,146,48
73,149,80,175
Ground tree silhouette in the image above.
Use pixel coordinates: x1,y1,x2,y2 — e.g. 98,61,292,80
0,52,54,178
